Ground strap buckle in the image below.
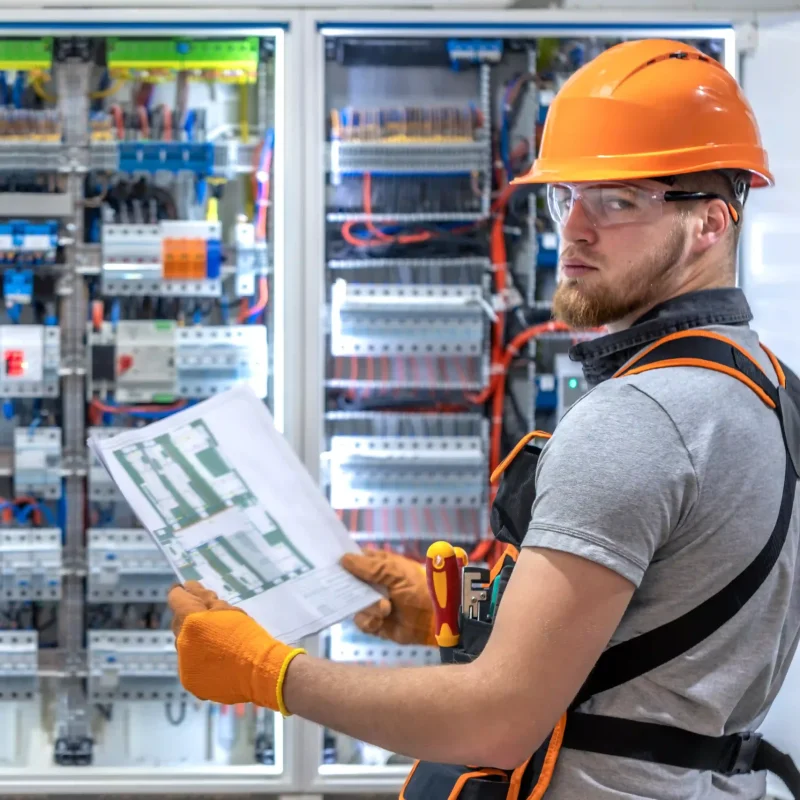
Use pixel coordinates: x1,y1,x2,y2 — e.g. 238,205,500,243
727,731,763,776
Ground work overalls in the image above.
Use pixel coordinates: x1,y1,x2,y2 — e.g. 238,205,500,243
401,291,800,800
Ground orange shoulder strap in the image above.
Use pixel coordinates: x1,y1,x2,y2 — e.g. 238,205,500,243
614,330,784,408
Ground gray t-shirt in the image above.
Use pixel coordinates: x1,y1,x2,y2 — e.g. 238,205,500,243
523,324,800,799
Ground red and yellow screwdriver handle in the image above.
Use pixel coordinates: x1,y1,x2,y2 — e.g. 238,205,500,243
425,541,463,648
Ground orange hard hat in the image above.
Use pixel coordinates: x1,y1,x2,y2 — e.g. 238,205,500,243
513,38,773,189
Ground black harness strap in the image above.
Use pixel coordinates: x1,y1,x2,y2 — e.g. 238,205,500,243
560,333,800,792
573,333,790,705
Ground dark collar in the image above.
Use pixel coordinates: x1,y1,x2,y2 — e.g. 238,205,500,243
570,288,753,386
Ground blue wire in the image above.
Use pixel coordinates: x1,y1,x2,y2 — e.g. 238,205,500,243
184,109,196,142
500,79,516,183
57,486,66,538
2,400,14,421
18,502,57,527
7,304,20,324
12,71,24,110
110,300,120,329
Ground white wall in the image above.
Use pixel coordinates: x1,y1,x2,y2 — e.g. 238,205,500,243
558,0,800,8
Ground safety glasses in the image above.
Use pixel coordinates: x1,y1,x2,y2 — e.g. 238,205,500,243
546,182,734,229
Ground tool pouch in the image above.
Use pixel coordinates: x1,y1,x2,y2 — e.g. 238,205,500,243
400,728,564,800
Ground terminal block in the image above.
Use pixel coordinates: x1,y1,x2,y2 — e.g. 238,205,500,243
87,630,183,703
234,221,268,297
0,631,38,701
13,426,62,499
0,325,60,398
87,528,173,603
117,142,215,175
330,280,487,358
0,529,62,601
101,221,222,297
105,36,260,83
89,320,268,402
87,426,126,502
4,269,34,305
329,621,438,668
0,220,58,266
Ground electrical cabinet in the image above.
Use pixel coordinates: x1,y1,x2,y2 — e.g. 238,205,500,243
302,12,738,794
0,9,299,795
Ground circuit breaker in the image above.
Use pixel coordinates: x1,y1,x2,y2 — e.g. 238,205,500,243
87,528,174,603
0,325,60,398
13,426,62,499
87,426,127,502
87,630,183,703
0,631,38,702
0,529,61,601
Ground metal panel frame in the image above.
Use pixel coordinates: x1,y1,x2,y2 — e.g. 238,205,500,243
0,7,304,797
300,8,740,796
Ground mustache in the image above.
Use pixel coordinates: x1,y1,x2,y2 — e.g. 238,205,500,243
560,249,603,267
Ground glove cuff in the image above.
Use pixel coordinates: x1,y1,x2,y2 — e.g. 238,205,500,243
276,647,306,717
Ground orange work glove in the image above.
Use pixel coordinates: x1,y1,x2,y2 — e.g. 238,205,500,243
167,581,306,715
340,550,436,646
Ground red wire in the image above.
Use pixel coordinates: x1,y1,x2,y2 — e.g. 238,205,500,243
237,276,269,323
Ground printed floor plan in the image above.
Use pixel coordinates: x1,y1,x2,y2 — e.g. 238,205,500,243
114,420,313,601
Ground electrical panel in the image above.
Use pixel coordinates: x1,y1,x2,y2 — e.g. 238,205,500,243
314,22,732,774
0,24,283,785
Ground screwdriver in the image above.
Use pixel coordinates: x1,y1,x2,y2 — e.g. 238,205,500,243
425,541,462,651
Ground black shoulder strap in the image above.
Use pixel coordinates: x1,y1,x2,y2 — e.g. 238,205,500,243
573,331,797,706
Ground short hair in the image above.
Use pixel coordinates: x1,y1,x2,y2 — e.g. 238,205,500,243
664,169,751,267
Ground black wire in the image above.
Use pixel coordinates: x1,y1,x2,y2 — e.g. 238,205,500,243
165,699,187,726
95,703,113,722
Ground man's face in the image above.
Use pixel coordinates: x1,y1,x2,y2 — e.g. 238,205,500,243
549,180,690,329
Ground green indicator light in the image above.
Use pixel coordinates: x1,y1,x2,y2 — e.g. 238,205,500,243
568,378,579,389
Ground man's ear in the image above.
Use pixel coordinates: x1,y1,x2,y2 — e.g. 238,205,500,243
691,198,730,255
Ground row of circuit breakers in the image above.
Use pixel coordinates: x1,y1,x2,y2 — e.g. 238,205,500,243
0,322,267,401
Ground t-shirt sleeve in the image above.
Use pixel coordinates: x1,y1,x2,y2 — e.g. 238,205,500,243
522,381,698,587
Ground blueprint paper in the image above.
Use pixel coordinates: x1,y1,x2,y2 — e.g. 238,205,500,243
87,385,381,644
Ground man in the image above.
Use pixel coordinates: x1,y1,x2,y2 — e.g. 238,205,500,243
168,39,800,799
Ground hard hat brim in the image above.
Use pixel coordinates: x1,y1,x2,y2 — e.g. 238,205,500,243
513,150,773,190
